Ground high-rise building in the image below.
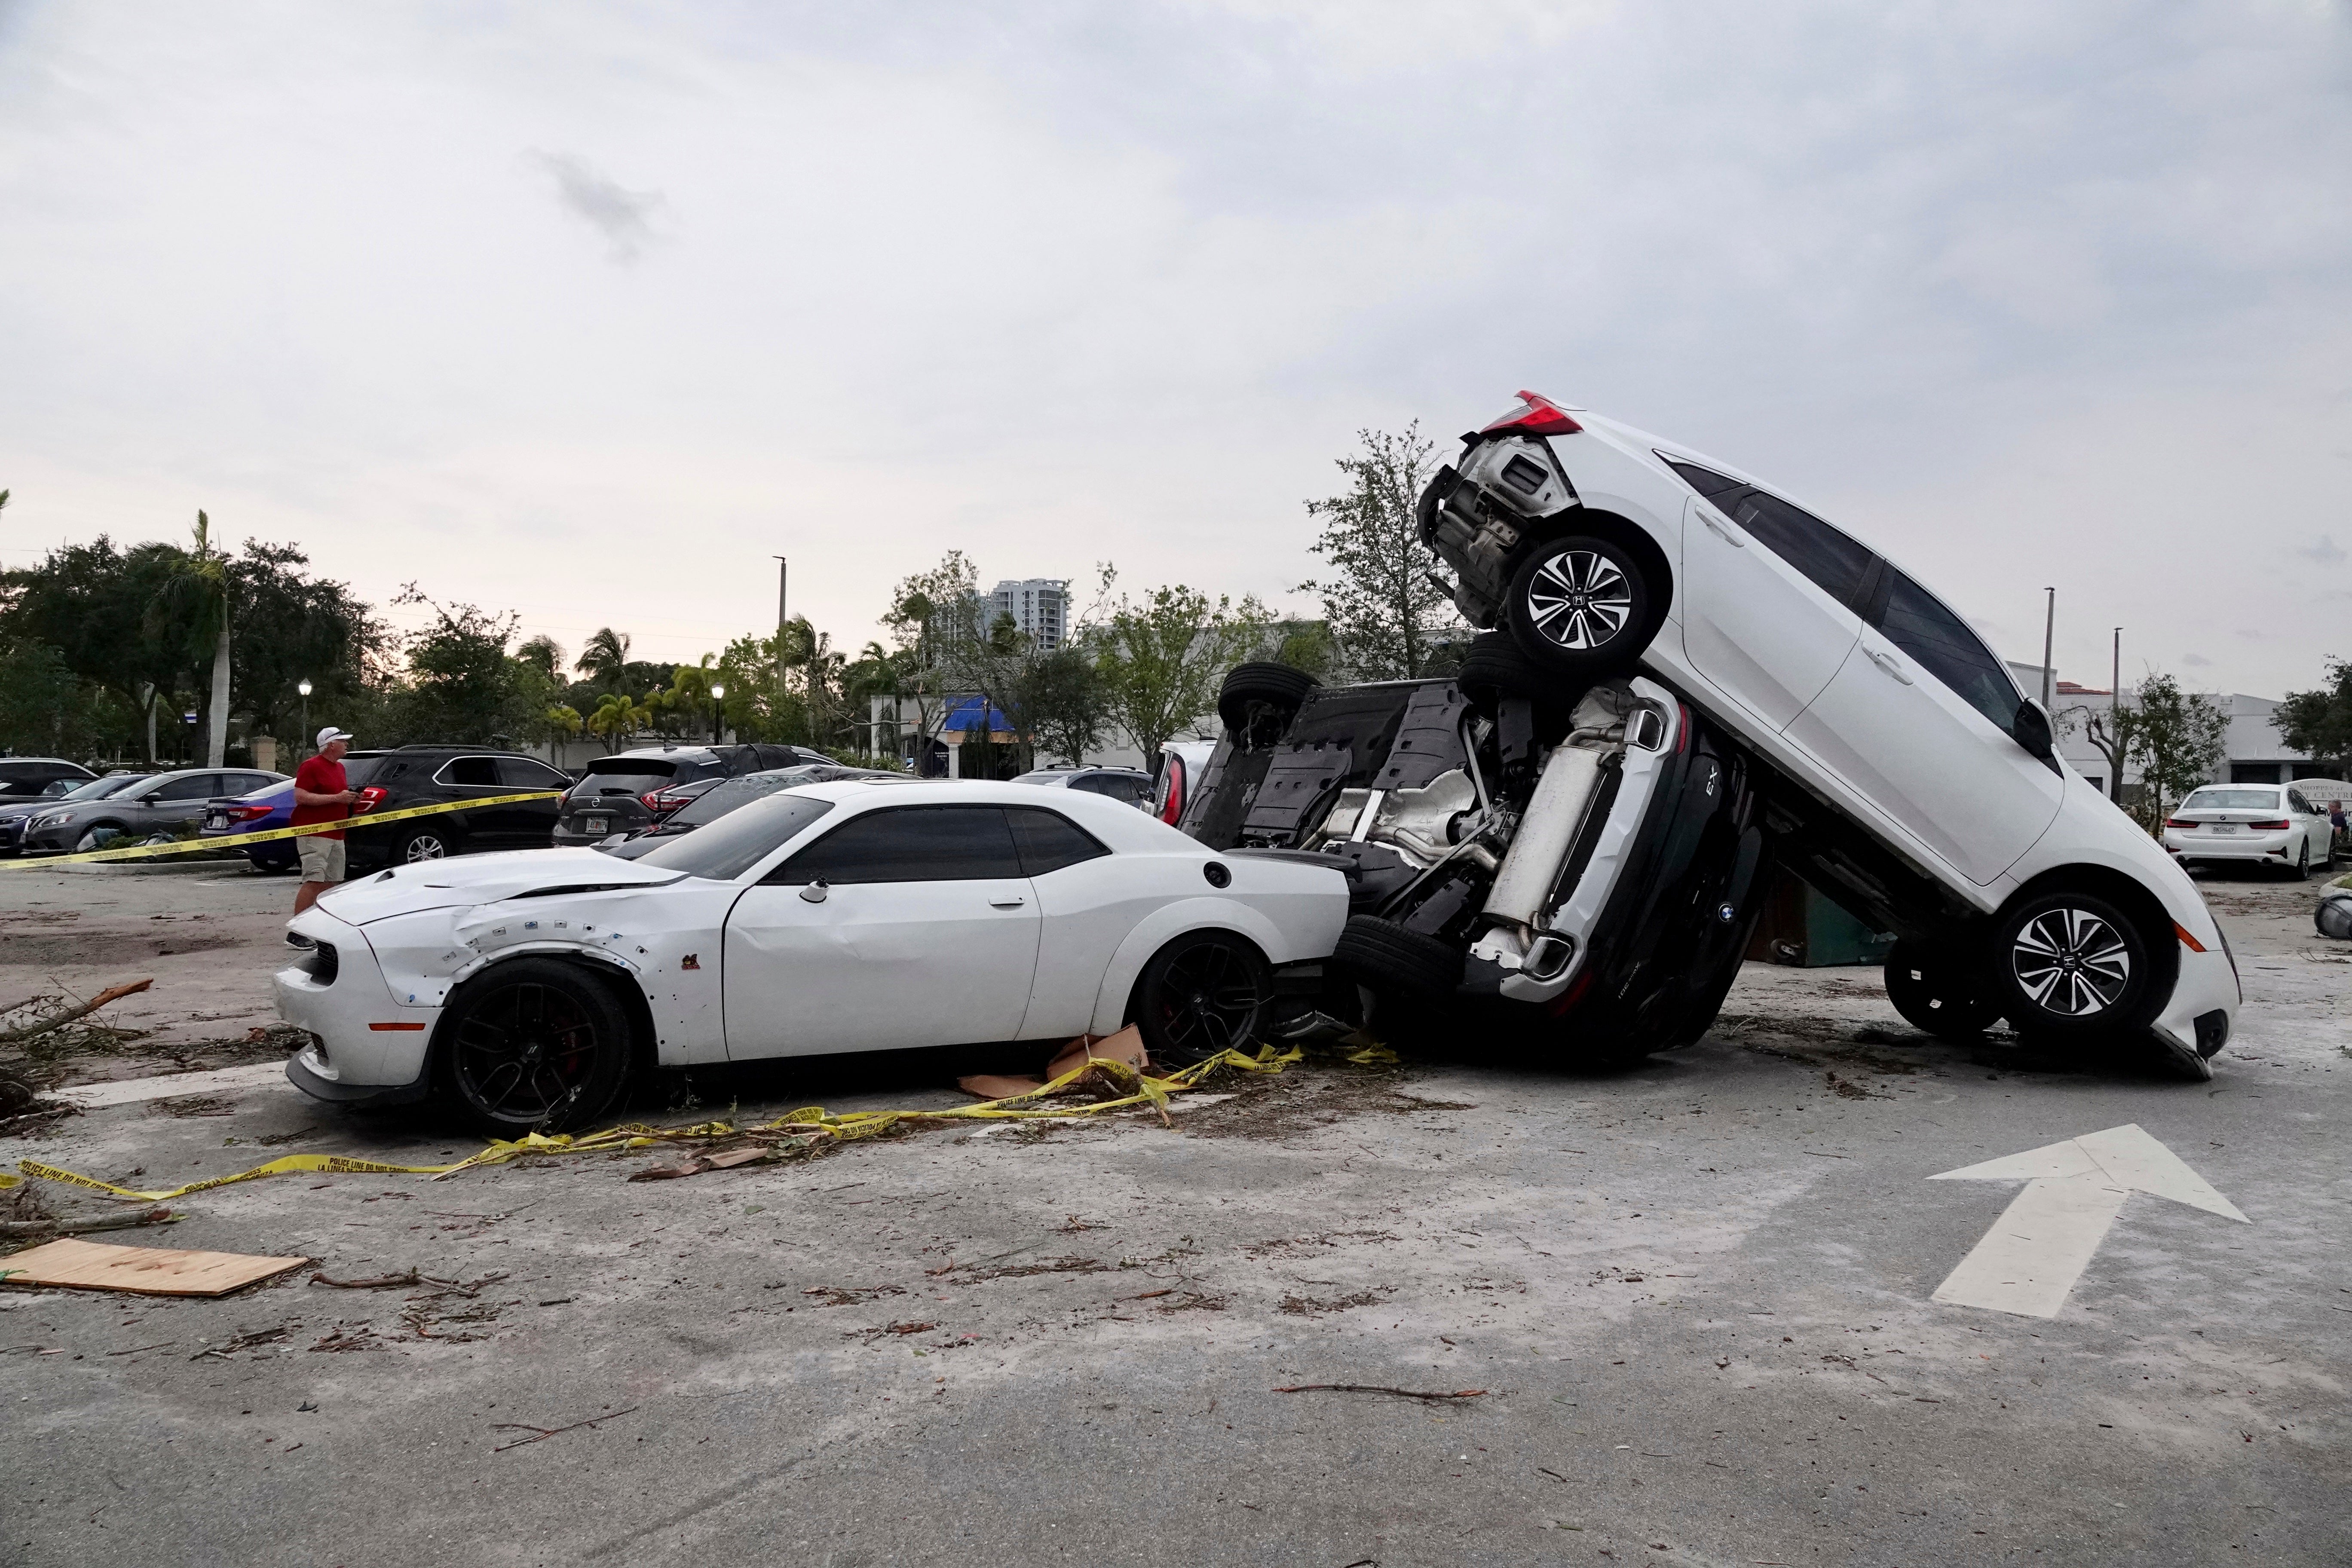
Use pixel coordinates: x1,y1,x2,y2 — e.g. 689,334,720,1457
989,579,1069,651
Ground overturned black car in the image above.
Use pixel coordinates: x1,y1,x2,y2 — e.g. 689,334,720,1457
1177,649,1769,1065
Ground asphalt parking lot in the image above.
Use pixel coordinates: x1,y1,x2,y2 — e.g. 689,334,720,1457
3,863,2346,1567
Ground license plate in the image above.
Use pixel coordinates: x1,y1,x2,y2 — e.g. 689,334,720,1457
204,813,227,830
2209,824,2238,834
582,817,608,835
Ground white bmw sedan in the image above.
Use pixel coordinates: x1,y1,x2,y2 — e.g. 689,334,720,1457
2163,784,2339,879
274,779,1348,1133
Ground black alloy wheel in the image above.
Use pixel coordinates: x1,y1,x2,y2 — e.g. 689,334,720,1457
1132,931,1272,1069
1502,534,1654,679
1882,938,2001,1039
1988,891,2155,1044
438,958,631,1134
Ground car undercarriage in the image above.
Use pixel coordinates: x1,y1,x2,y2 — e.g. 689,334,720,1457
1180,655,1776,1065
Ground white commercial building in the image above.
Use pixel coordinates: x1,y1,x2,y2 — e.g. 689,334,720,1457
990,579,1069,651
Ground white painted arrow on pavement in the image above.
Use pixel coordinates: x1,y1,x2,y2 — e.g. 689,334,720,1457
1928,1124,2245,1318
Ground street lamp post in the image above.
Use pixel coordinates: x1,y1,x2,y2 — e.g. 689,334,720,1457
709,684,726,746
297,679,312,749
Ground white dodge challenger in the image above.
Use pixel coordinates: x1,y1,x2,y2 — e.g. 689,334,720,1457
275,778,1349,1133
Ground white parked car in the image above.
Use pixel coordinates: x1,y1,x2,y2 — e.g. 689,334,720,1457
2164,784,2339,879
1417,391,2242,1072
274,780,1347,1132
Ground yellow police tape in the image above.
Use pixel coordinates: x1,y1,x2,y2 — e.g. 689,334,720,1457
10,1043,1309,1202
1,790,567,868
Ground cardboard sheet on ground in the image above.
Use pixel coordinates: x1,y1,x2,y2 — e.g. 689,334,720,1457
0,1237,310,1296
959,1025,1152,1101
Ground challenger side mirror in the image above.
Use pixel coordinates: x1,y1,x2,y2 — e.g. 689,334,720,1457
2012,700,2055,761
797,878,829,903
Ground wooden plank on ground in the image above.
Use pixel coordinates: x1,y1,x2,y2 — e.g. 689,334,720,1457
0,1237,309,1297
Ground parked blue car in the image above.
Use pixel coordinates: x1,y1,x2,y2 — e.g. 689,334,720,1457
200,778,298,871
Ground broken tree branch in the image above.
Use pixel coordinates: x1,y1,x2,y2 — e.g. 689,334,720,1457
0,980,153,1047
491,1406,637,1452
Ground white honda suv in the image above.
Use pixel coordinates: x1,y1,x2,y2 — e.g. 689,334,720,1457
1417,391,2241,1076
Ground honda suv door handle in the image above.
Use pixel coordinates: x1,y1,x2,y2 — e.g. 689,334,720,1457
1699,508,1745,546
1867,648,1914,684
989,896,1027,908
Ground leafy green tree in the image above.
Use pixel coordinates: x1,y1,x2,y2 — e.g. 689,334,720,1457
385,588,537,744
2116,671,2230,829
2275,658,2352,780
1026,643,1112,766
1297,423,1462,680
1094,580,1271,759
588,692,649,744
882,552,982,757
227,541,381,744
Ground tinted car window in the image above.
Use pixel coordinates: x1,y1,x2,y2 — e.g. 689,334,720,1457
499,758,569,789
1669,462,1875,610
223,772,272,794
671,772,804,827
62,775,150,802
1874,572,2022,734
151,774,220,802
2287,790,2315,815
634,793,837,880
2183,788,2279,812
1008,807,1109,876
438,756,500,787
770,805,1024,885
340,755,386,788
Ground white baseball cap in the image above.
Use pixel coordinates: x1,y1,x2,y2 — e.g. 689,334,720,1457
316,726,354,747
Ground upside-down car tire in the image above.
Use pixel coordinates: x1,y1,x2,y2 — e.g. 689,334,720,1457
1883,938,2002,1039
435,958,634,1136
1329,915,1461,1001
1985,891,2159,1048
1502,535,1655,680
1216,662,1319,736
1455,631,1556,710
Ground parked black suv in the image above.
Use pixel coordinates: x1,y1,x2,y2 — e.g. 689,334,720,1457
340,746,575,871
552,744,833,846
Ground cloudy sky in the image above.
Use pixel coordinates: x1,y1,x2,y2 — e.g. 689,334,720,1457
2,0,2347,697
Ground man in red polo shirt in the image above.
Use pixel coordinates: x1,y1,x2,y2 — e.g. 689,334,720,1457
292,726,359,913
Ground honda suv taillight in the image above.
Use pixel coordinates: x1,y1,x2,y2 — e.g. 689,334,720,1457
1158,759,1186,826
353,786,388,814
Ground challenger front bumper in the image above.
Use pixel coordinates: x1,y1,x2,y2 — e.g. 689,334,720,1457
273,906,445,1103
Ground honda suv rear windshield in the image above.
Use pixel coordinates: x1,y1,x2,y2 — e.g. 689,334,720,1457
339,756,385,788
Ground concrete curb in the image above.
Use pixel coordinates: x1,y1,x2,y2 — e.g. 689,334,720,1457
37,857,259,878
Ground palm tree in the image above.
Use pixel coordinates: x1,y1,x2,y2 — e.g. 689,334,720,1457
587,692,646,745
517,634,566,679
575,627,632,690
149,511,233,768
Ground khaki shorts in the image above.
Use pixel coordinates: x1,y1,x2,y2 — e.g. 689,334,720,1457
297,835,347,883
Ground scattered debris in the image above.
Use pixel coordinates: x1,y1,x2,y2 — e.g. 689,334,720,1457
800,1284,905,1307
309,1325,388,1353
1278,1289,1393,1316
0,979,153,1049
155,1095,237,1118
0,1206,175,1242
491,1406,637,1452
0,1238,309,1297
309,1269,424,1291
192,1323,297,1360
1273,1384,1488,1401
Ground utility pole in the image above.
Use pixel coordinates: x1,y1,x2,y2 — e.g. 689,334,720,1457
2111,626,2123,804
2040,587,2055,710
785,552,804,700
